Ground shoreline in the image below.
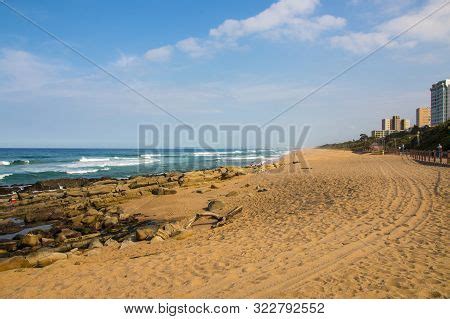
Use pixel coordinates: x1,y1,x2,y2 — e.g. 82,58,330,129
0,150,298,267
0,149,290,196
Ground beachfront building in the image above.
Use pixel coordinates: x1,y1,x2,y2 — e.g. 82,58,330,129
371,130,395,138
382,118,391,131
400,119,410,131
416,107,431,127
391,115,401,131
430,79,449,126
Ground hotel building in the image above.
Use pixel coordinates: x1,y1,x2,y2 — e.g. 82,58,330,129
382,118,391,131
391,115,401,131
416,107,431,127
430,79,449,126
400,119,410,131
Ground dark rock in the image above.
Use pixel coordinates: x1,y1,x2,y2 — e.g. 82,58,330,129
55,228,81,242
152,187,177,195
136,227,154,241
207,200,225,211
20,234,40,247
88,238,103,249
103,216,119,228
0,241,17,252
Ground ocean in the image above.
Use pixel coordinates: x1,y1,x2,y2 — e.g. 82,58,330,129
0,148,287,186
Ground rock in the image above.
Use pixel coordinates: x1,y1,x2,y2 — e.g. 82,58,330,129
207,200,225,211
160,181,179,189
136,227,154,241
65,190,85,197
56,228,81,242
70,214,84,227
150,236,164,244
257,186,268,192
103,216,118,228
104,238,119,248
86,208,102,216
0,256,31,272
24,211,53,223
92,179,117,186
81,214,98,225
88,238,103,249
152,187,177,195
119,239,134,250
41,238,55,246
0,241,17,252
210,184,220,189
115,184,128,193
0,249,8,257
225,190,238,197
118,213,130,221
87,185,116,196
35,252,67,267
20,234,40,247
128,177,158,189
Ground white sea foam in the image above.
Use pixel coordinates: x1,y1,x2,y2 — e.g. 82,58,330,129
140,154,161,158
79,157,110,162
0,161,11,166
193,151,239,156
66,167,111,175
0,173,12,180
66,169,100,175
228,156,265,160
64,156,159,169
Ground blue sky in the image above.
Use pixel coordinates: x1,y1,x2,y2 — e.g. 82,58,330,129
0,0,449,148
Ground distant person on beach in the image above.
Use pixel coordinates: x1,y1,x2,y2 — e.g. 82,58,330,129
8,192,18,204
436,144,442,159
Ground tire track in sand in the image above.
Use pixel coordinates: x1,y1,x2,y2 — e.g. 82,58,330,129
245,156,432,297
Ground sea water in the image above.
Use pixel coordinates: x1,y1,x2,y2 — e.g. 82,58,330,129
0,148,287,186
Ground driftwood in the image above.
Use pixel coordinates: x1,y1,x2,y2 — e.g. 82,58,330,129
151,206,243,243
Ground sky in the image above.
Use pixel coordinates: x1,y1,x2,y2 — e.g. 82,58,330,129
0,0,449,148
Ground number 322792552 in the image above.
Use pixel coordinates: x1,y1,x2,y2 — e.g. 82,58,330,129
253,302,325,314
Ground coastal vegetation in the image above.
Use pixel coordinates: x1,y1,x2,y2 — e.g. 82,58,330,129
319,120,449,151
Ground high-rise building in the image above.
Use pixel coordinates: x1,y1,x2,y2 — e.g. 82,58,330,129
382,118,391,130
416,107,431,127
400,119,410,131
391,115,401,131
430,79,449,126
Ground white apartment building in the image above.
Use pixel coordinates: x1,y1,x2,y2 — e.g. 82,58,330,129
430,79,449,126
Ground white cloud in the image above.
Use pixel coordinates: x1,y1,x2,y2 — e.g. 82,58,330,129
263,15,346,41
176,37,211,58
140,0,345,62
332,0,450,53
114,53,138,67
144,45,173,62
209,0,320,38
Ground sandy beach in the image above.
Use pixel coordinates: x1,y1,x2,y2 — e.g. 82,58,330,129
0,149,448,298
